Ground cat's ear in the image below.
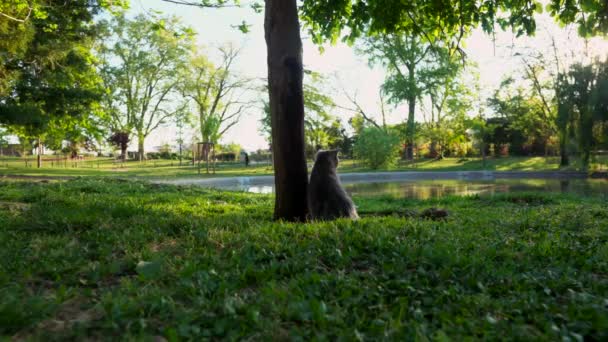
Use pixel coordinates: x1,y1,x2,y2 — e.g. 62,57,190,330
314,150,323,161
329,149,339,163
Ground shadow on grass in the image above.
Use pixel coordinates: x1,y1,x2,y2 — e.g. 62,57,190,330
1,179,607,340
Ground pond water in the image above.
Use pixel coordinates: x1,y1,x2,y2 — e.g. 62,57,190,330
211,179,608,199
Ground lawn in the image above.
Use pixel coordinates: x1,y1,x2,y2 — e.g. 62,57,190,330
1,179,607,340
1,156,606,179
0,157,273,179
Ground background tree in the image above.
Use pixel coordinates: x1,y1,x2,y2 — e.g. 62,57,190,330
182,45,250,148
354,126,401,169
419,48,468,157
359,34,436,159
108,132,130,161
0,0,119,167
174,105,193,166
557,59,608,169
99,14,195,161
488,77,557,156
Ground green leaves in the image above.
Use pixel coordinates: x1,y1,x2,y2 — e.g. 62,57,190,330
99,14,195,158
301,0,608,53
0,0,110,148
557,58,608,169
231,20,251,33
354,126,401,169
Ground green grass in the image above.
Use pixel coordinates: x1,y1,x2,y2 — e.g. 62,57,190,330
1,156,606,179
343,155,608,173
0,157,273,178
1,179,607,340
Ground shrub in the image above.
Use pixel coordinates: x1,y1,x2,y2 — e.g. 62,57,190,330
215,152,236,162
146,152,161,160
354,127,401,169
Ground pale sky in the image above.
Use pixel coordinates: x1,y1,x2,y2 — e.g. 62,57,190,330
131,0,607,152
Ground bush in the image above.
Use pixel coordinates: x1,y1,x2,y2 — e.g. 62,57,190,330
354,127,401,169
215,152,236,162
146,152,161,160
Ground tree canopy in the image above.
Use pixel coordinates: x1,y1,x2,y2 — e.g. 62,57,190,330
301,0,608,48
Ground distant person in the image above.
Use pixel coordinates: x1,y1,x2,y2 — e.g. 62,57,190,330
244,152,250,167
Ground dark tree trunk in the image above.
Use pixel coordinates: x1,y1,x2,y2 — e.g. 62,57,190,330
265,0,309,221
37,137,42,168
481,141,487,168
120,144,127,161
559,135,569,167
429,141,438,158
406,95,415,160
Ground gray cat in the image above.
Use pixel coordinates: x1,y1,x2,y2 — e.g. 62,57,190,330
308,150,359,221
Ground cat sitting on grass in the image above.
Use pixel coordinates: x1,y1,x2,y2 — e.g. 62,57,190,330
308,149,359,221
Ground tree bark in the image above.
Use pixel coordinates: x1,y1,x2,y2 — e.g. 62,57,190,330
120,144,127,161
137,133,145,161
406,94,416,160
37,137,42,168
206,143,210,174
179,142,182,166
265,0,309,221
405,65,416,160
481,141,487,168
559,134,569,167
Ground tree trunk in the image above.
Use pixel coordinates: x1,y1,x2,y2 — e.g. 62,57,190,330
120,143,127,161
429,141,438,158
137,134,145,161
481,141,487,168
37,137,42,168
192,143,196,165
405,65,416,160
212,144,216,174
559,134,569,167
406,95,416,160
179,142,182,166
205,144,210,174
265,0,309,221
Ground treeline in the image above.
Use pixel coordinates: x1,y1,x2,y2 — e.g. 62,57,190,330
1,1,606,172
0,2,252,167
256,42,607,171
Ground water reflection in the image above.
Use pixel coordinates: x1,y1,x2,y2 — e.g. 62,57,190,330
233,179,608,199
343,179,608,199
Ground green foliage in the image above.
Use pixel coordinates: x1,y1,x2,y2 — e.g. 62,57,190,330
0,0,125,165
182,46,248,145
98,13,195,159
219,142,242,158
557,59,608,169
488,75,557,155
354,127,401,169
1,179,608,339
547,0,608,37
300,0,607,50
